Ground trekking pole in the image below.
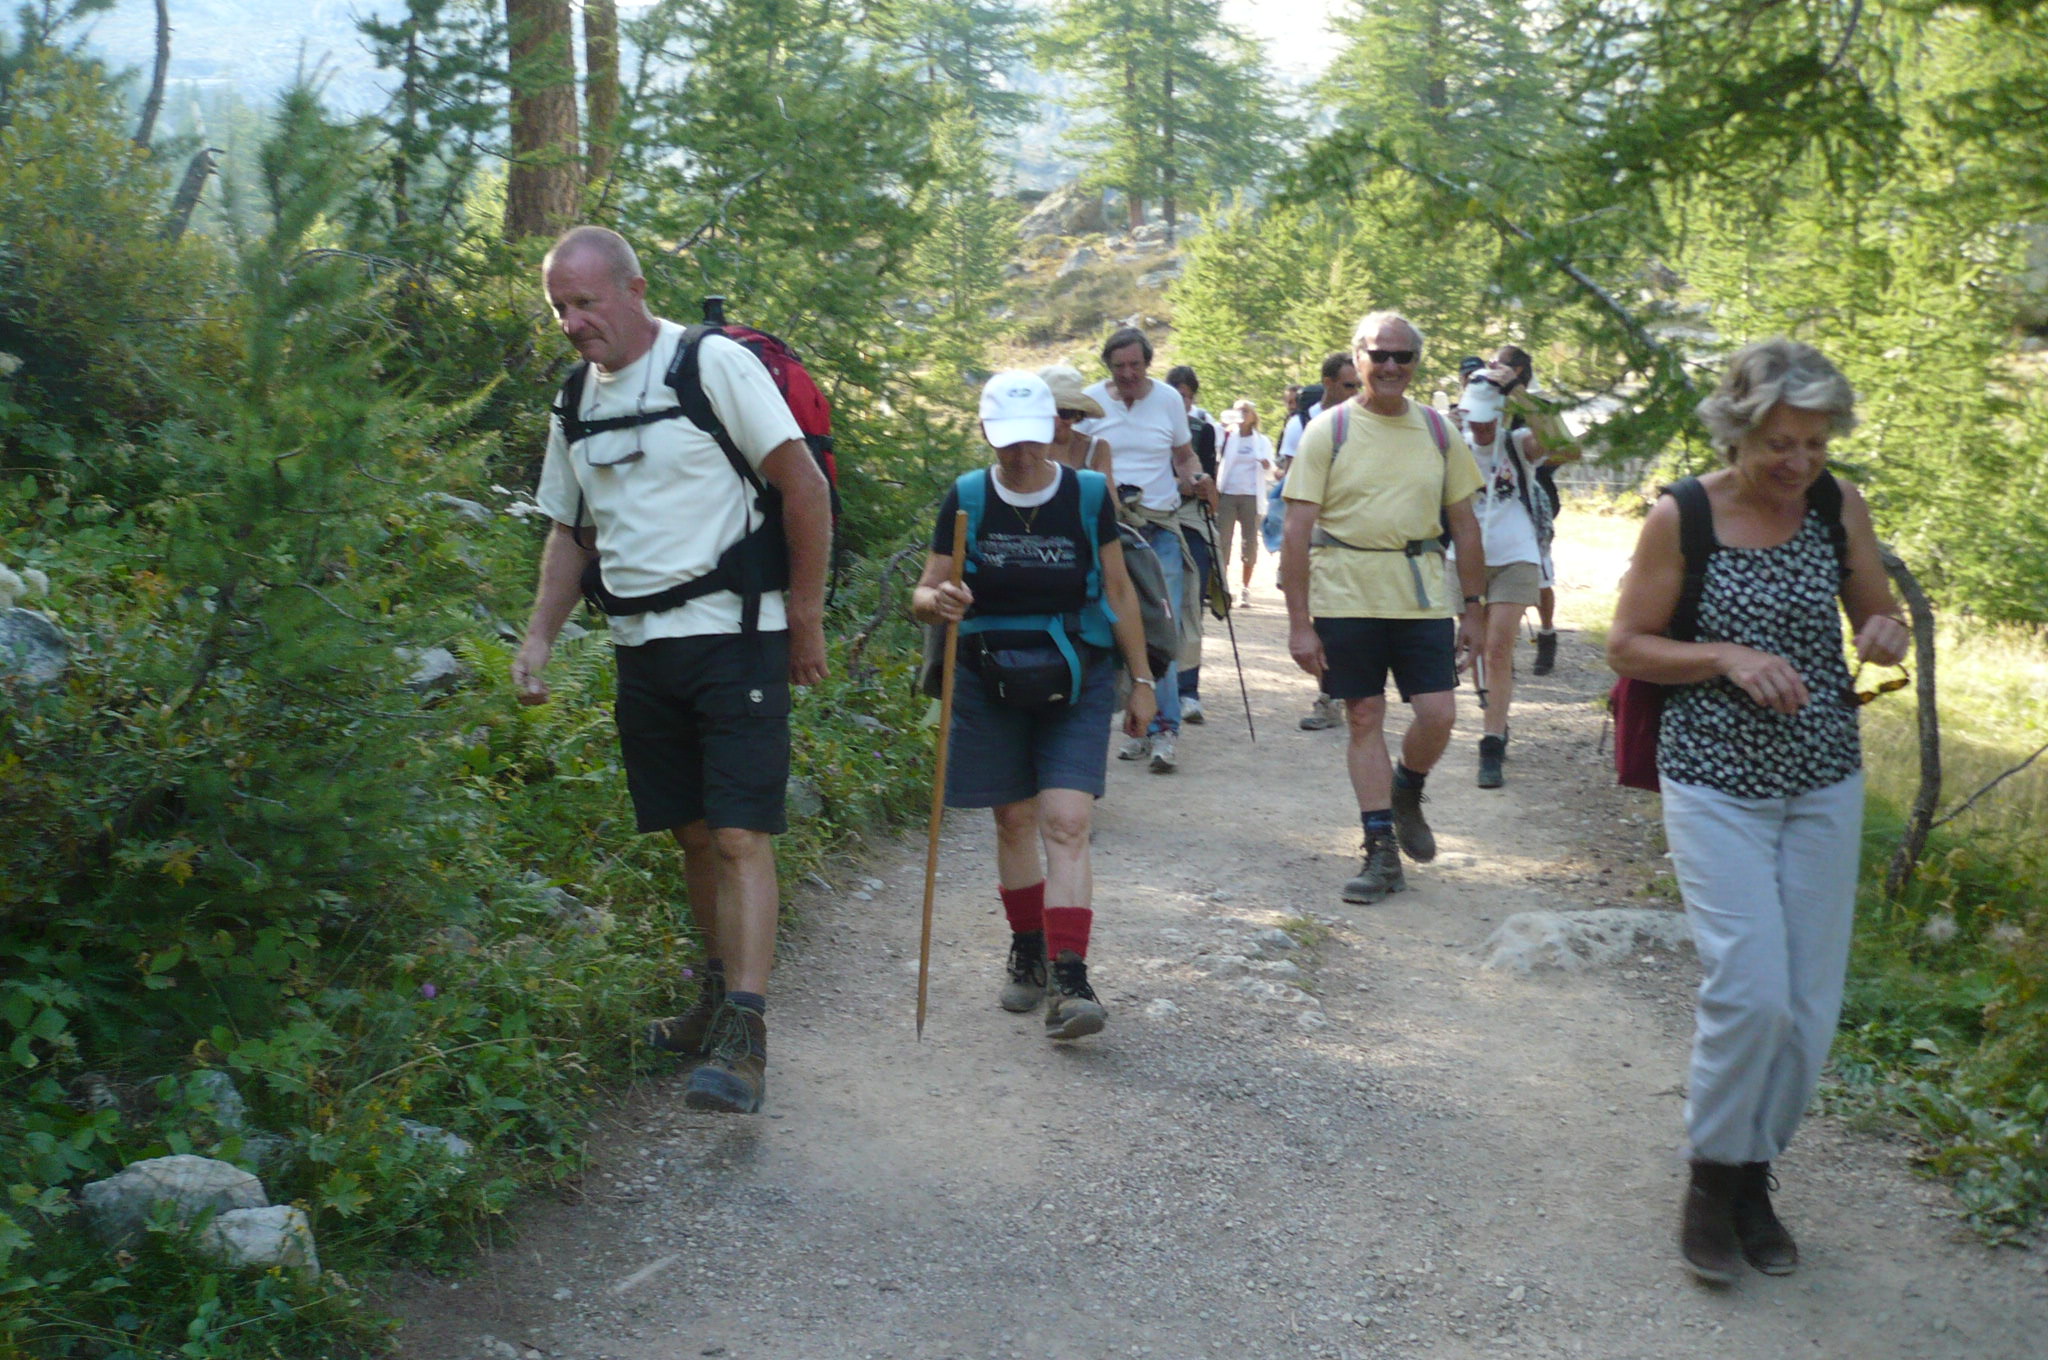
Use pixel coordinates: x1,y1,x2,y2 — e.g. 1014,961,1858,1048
916,510,969,1040
1200,504,1256,743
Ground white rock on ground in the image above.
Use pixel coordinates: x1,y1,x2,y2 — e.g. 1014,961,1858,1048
1478,907,1694,974
0,607,70,685
80,1154,268,1246
197,1204,320,1276
400,645,468,694
401,1118,474,1158
189,1070,248,1132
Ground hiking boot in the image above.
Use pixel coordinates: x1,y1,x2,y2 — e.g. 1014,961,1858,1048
1149,733,1178,774
1478,734,1506,789
1679,1161,1743,1284
683,1001,766,1114
1533,630,1558,676
1000,931,1047,1013
645,971,725,1056
1118,734,1150,761
1390,776,1437,862
1182,696,1206,724
1732,1162,1799,1275
1298,696,1340,731
1342,833,1406,904
1044,951,1107,1040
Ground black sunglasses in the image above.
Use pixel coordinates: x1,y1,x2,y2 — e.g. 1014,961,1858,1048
1364,349,1416,365
1056,408,1088,421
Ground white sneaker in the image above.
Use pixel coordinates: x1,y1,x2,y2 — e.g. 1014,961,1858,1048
1181,696,1206,725
1149,733,1178,773
1118,735,1151,761
1239,589,1252,608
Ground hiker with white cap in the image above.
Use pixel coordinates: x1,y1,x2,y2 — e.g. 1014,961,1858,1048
1451,352,1552,789
911,371,1158,1041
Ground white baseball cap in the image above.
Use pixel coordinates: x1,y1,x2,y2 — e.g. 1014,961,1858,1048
980,369,1057,447
1460,376,1506,423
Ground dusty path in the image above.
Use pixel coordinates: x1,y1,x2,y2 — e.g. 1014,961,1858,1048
394,517,2047,1360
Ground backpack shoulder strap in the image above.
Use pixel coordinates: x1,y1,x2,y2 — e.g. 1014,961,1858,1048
1666,476,1716,643
1075,466,1107,594
953,469,989,573
552,361,594,446
666,324,767,494
1328,404,1349,463
1806,471,1850,584
1419,403,1450,456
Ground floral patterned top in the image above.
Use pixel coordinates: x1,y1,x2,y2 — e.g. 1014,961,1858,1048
1657,509,1860,799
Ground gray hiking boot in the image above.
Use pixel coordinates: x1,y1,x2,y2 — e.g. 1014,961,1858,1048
1298,696,1340,731
1342,833,1406,904
1000,931,1047,1013
1044,951,1107,1040
1478,734,1506,789
1390,776,1437,862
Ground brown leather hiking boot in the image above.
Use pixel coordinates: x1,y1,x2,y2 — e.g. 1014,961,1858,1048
1044,951,1106,1040
1733,1162,1799,1275
1532,630,1558,675
645,971,724,1056
1680,1160,1743,1284
1390,775,1436,862
684,1001,766,1113
1342,833,1406,904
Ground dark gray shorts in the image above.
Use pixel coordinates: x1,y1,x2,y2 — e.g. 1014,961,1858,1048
1314,616,1457,703
613,632,790,834
945,649,1116,808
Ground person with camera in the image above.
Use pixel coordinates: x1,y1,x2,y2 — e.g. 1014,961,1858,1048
911,371,1159,1041
1076,328,1216,773
1450,348,1552,788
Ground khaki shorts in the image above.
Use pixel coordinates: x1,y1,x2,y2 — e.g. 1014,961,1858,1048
1485,561,1542,608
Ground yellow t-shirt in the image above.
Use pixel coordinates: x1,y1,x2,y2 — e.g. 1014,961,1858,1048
1283,400,1484,619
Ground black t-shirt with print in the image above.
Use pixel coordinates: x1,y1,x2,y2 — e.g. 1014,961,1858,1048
932,467,1118,625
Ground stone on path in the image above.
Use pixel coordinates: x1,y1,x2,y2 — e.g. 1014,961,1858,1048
1478,907,1693,974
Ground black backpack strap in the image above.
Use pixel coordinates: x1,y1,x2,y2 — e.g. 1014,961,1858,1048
667,324,770,496
1805,471,1850,586
1666,476,1715,643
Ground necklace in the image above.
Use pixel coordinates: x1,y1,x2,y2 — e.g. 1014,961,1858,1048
994,462,1056,533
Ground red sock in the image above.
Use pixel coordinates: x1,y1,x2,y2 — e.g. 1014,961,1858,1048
998,881,1045,935
1042,906,1093,961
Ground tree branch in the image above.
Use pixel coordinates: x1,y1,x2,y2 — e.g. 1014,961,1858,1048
133,0,170,149
1931,741,2048,831
666,170,769,255
1881,546,1942,899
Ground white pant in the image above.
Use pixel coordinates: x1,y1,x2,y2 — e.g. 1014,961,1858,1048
1661,770,1865,1165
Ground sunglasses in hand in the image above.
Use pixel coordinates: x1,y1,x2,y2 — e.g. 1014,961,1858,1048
1844,660,1909,707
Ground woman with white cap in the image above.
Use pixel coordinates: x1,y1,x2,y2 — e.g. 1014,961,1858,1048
911,371,1157,1041
1039,363,1113,482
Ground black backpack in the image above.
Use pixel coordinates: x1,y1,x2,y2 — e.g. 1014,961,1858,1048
553,326,794,633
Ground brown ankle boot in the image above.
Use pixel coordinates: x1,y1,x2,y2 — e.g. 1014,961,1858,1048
1680,1161,1743,1284
1732,1162,1799,1275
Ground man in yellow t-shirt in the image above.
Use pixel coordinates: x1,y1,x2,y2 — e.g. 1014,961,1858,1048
1280,311,1486,905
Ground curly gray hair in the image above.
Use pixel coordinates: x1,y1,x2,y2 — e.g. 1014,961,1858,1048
1696,338,1858,459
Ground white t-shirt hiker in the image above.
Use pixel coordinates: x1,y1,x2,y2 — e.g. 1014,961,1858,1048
536,320,804,646
1078,377,1191,512
1215,428,1275,496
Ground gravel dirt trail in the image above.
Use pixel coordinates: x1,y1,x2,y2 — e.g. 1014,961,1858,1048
393,519,2048,1360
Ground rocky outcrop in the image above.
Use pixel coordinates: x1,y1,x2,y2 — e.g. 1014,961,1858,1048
81,1154,268,1247
1017,182,1108,240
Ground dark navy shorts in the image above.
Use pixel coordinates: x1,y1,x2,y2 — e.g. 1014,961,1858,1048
1314,617,1457,703
613,632,790,834
945,649,1116,808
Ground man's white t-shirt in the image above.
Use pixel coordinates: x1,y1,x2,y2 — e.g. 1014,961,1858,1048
1465,425,1546,567
1077,378,1190,512
1215,429,1275,495
1276,402,1336,469
536,321,804,645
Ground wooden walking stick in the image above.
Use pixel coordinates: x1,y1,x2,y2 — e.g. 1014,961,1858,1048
917,509,969,1039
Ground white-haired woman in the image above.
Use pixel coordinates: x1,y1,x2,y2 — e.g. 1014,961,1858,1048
912,371,1156,1042
1608,338,1909,1283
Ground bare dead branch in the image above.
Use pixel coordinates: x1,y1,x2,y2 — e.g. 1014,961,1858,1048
1880,546,1942,899
1931,740,2048,831
667,170,769,256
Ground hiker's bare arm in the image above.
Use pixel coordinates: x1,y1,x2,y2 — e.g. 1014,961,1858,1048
1098,540,1157,737
761,439,832,687
1446,498,1487,670
1173,440,1217,508
1280,499,1323,679
1836,478,1909,664
513,520,598,706
911,552,972,624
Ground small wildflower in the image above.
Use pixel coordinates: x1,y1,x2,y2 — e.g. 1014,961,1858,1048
678,967,694,981
420,982,438,999
1922,914,1959,945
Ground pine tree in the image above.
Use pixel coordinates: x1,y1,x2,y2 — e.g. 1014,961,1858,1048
501,0,580,239
1037,0,1294,239
870,0,1035,130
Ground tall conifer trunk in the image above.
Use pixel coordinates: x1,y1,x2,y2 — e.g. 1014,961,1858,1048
503,0,581,239
583,0,620,191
